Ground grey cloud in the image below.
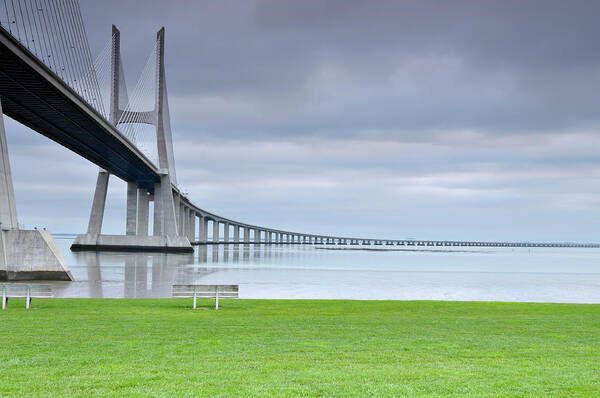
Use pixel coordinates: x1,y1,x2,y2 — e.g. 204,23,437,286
80,0,600,136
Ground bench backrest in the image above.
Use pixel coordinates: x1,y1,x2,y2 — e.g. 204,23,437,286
172,284,238,299
1,284,53,298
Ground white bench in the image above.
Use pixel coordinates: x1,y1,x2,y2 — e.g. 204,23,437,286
1,284,53,309
172,284,239,309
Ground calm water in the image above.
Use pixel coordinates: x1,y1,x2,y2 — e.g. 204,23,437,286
49,236,600,303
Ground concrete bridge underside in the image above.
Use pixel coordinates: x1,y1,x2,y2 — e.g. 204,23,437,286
0,27,159,187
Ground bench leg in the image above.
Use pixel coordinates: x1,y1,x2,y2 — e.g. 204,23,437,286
215,286,219,310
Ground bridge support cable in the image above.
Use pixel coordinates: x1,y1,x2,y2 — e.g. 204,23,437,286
88,32,114,120
0,0,105,115
115,40,158,163
67,0,105,115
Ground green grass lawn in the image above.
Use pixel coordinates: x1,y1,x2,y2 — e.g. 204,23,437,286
1,299,599,397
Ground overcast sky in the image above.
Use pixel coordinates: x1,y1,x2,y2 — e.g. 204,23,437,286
4,0,600,241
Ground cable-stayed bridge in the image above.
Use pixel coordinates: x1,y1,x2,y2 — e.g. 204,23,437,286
0,1,598,280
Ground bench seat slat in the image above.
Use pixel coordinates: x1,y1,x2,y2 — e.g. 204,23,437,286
1,284,53,298
172,284,239,299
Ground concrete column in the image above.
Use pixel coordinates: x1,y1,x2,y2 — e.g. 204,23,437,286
197,215,203,242
126,182,138,235
86,170,109,235
244,227,250,243
152,174,178,237
234,225,240,242
180,205,186,238
213,220,219,243
199,216,208,243
152,181,162,236
184,207,189,238
155,28,178,184
188,211,195,241
223,223,229,243
162,176,178,237
0,100,17,230
137,188,149,236
266,231,271,243
254,229,260,243
174,193,180,234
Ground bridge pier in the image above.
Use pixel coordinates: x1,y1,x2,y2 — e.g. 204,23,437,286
126,182,137,235
255,229,262,244
174,193,181,231
212,220,219,243
86,170,110,236
234,224,240,243
71,27,192,253
223,222,229,243
188,211,195,241
182,207,189,239
176,203,182,236
199,216,208,243
137,188,149,236
73,174,192,252
0,100,72,280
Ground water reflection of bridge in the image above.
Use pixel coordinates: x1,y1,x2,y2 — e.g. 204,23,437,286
69,244,303,298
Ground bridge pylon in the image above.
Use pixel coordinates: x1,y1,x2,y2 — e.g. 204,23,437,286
0,99,72,280
71,26,191,253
